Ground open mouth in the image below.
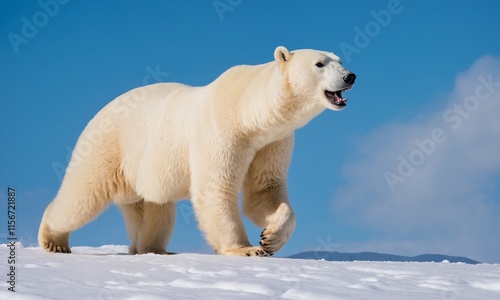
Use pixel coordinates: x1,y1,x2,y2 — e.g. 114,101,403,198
325,90,348,107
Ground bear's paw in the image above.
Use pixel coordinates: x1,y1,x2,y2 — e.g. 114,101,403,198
222,246,271,257
259,228,289,256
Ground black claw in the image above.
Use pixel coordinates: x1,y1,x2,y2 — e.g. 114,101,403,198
246,252,251,257
262,248,274,256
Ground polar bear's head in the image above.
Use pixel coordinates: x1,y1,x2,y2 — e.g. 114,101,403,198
274,46,356,111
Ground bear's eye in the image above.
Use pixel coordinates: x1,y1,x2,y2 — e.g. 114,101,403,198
315,62,325,68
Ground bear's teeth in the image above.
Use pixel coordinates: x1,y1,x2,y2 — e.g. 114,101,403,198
334,91,347,102
325,90,347,105
335,91,345,101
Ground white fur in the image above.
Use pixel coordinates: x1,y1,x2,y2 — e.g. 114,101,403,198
38,46,355,256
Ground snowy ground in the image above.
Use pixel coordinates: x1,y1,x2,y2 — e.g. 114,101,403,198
1,244,499,300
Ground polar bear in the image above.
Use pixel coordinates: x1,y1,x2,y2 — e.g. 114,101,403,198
39,46,356,256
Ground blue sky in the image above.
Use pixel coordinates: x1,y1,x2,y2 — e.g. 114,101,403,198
1,1,499,262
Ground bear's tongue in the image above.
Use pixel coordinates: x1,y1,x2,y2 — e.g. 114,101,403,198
326,90,347,106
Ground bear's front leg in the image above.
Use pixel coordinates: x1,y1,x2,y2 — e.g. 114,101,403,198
191,185,269,257
190,143,269,257
242,135,296,255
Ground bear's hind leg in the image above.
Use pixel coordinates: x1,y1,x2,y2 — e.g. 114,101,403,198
38,185,110,253
120,201,176,255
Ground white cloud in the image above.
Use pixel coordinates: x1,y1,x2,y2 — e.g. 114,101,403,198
332,55,500,263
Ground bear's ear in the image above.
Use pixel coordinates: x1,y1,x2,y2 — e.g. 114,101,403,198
274,46,292,64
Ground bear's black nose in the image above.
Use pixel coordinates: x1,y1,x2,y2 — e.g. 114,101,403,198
343,73,356,85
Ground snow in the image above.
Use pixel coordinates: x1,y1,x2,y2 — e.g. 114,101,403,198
1,243,500,299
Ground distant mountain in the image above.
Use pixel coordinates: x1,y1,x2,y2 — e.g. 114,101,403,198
287,251,480,264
